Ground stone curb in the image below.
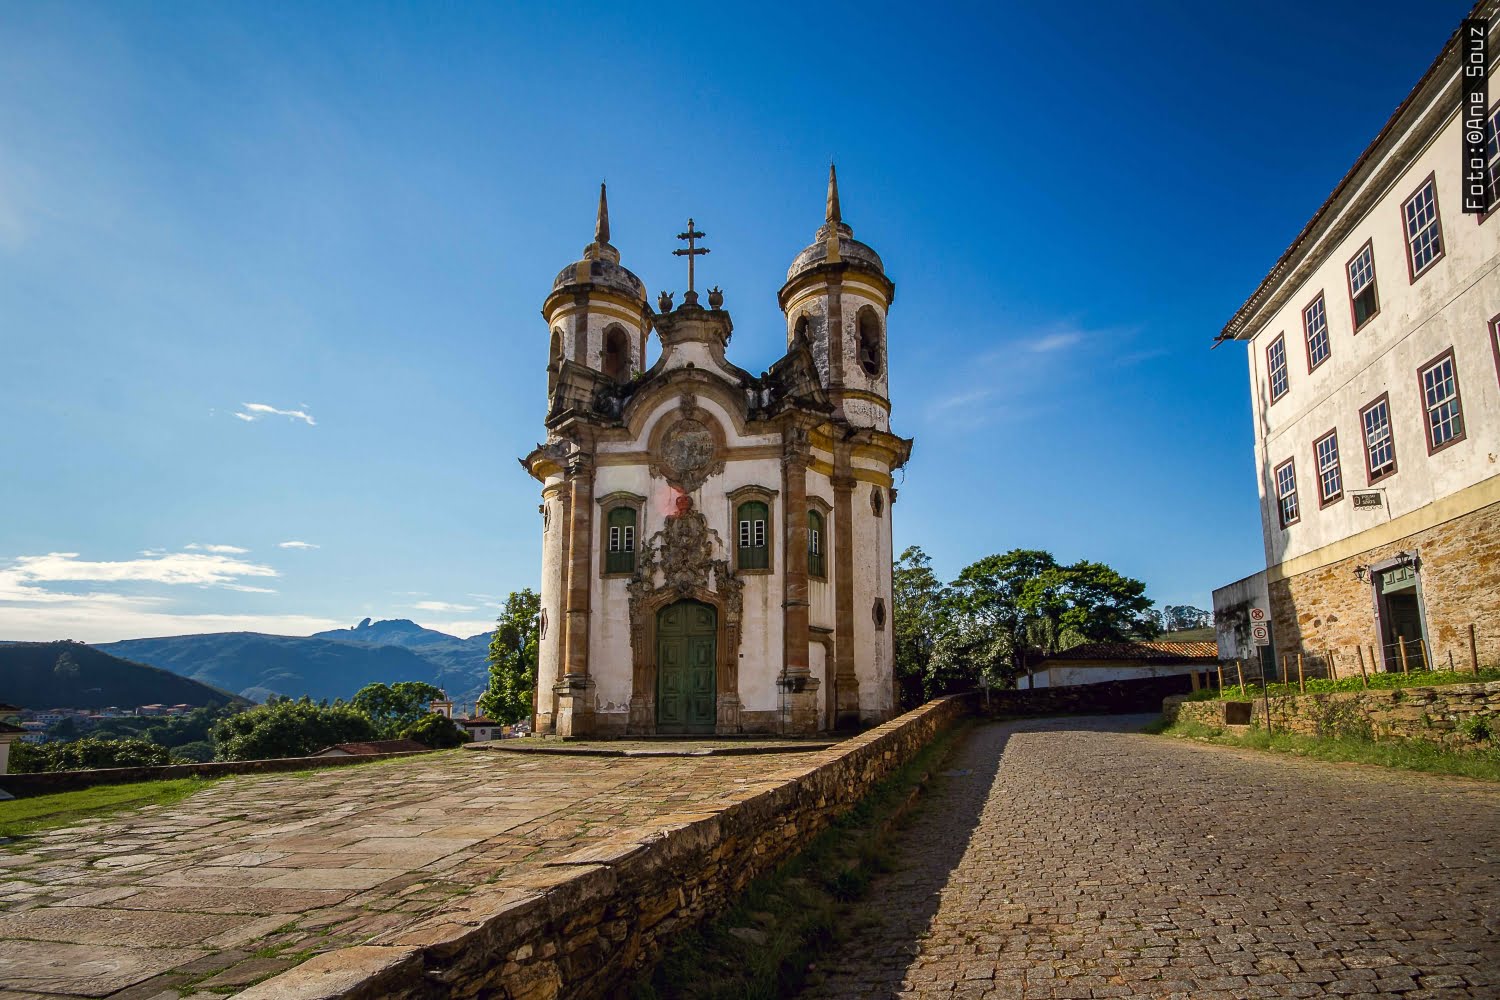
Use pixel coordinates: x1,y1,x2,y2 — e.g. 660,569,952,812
463,740,838,758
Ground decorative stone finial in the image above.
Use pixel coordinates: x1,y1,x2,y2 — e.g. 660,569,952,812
595,182,610,245
826,162,841,225
707,285,723,309
658,290,674,313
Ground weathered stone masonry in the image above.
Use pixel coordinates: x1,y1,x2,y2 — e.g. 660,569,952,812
1164,680,1500,749
1269,500,1500,674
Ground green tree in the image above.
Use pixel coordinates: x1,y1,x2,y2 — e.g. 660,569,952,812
478,588,541,725
944,550,1158,687
892,546,946,709
11,737,172,773
350,681,447,738
400,712,470,749
210,697,378,761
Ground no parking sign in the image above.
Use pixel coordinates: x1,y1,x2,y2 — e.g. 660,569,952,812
1249,604,1271,646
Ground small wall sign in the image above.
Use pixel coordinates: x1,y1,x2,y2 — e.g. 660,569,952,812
1353,492,1383,509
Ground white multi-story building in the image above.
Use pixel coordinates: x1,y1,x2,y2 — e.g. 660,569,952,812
1214,4,1500,675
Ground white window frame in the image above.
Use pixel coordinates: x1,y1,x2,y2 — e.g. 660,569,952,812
1403,177,1443,279
1303,294,1330,370
1362,395,1396,483
1314,430,1342,505
1419,351,1464,453
1267,334,1289,402
1274,459,1299,528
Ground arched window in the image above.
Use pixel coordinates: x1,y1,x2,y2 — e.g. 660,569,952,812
605,506,637,574
857,308,883,377
602,326,630,382
793,315,810,343
737,500,769,571
808,508,826,579
871,486,885,518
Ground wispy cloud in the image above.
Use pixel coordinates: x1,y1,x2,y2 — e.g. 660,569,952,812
412,600,478,613
0,550,277,597
185,543,248,554
1024,331,1082,353
278,540,319,550
221,583,278,594
234,402,316,426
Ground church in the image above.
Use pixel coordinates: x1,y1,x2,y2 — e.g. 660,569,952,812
522,169,912,737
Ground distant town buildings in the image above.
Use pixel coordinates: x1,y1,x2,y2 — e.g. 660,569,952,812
1214,8,1499,677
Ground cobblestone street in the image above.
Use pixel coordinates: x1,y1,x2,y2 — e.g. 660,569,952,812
803,717,1500,999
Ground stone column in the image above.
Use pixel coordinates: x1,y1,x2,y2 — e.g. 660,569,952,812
555,448,596,737
832,444,860,729
781,427,819,733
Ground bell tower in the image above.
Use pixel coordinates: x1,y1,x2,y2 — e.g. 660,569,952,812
777,165,896,431
541,184,652,410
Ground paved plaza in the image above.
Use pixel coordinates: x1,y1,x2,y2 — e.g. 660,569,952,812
802,717,1500,999
0,745,809,998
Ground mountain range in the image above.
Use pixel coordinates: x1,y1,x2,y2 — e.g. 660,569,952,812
92,618,493,705
0,641,247,711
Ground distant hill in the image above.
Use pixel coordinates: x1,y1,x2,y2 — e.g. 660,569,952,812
94,619,493,705
0,641,245,711
1158,626,1216,643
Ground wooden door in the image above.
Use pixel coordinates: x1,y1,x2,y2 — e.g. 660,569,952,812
657,600,717,734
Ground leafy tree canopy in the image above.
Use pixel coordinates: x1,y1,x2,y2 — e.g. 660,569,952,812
400,712,471,749
895,548,1158,700
350,681,447,738
478,588,541,725
210,696,378,761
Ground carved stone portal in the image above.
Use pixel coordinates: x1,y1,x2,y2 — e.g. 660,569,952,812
626,498,743,734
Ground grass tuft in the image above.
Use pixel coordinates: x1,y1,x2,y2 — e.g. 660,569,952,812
0,777,215,841
629,723,968,1000
1184,667,1500,703
1152,719,1500,781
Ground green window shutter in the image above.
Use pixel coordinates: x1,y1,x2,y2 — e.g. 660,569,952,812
605,506,637,574
808,509,825,578
737,501,769,570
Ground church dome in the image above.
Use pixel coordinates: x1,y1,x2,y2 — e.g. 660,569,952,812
551,254,648,302
550,183,648,304
784,165,887,284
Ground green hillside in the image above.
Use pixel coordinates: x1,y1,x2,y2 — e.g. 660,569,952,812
96,624,488,704
0,641,244,711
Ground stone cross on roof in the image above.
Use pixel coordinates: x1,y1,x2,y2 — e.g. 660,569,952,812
672,218,710,302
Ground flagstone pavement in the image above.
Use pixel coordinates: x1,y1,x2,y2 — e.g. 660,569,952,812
800,716,1500,999
0,744,811,998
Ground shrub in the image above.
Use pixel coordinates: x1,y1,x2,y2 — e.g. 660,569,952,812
400,712,470,749
11,737,172,773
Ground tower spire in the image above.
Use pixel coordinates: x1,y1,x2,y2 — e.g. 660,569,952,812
595,182,610,245
825,162,841,225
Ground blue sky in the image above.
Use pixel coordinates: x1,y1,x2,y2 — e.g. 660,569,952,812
0,0,1476,641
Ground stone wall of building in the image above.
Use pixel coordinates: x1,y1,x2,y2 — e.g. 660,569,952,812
0,748,432,799
237,693,974,1000
1269,499,1500,676
1163,680,1500,748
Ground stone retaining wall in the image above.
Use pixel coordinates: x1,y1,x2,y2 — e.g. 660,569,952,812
1163,680,1500,748
981,673,1195,718
237,692,975,1000
0,749,432,799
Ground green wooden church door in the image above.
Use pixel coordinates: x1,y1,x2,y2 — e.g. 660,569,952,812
656,600,717,734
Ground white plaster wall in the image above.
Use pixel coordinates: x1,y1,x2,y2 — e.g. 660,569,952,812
851,480,895,719
1212,570,1270,662
1042,664,1204,687
1245,64,1500,570
809,642,828,731
806,468,836,630
535,478,566,705
586,391,787,717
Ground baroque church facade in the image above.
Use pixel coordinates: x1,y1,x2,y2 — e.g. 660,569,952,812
522,169,912,737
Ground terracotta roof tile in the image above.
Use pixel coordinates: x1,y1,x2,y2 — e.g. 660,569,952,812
1041,640,1219,664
